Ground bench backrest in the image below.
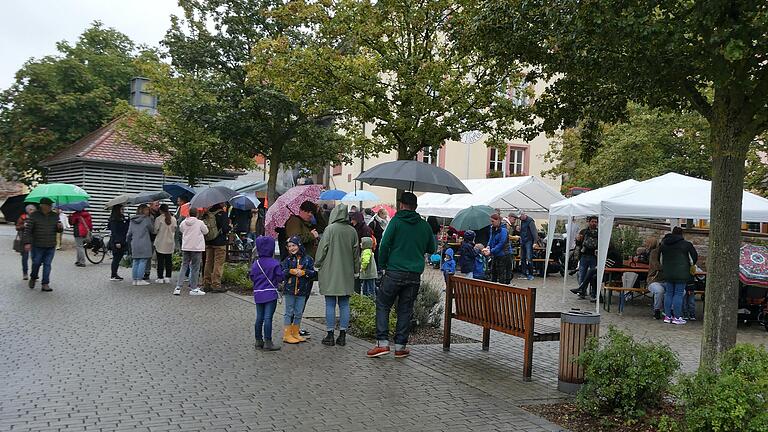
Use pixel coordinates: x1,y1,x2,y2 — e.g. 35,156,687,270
448,276,535,339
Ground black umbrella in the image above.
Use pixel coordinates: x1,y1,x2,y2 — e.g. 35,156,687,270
130,191,171,205
104,193,138,209
189,186,239,209
355,160,470,194
1,194,27,223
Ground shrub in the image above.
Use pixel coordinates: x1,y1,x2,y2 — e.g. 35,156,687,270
612,226,643,259
172,253,182,271
576,326,680,419
221,263,251,289
412,279,444,328
349,294,395,339
676,344,768,432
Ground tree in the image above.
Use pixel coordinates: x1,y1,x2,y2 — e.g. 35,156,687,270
0,22,142,184
463,1,768,366
251,0,534,168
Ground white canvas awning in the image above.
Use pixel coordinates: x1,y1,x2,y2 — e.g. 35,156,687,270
417,176,564,219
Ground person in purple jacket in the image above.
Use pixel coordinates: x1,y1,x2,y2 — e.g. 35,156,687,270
251,236,285,351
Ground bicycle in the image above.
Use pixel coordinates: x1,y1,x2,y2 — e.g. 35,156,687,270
84,226,112,264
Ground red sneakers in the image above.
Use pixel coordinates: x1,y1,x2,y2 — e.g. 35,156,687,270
394,349,410,359
366,345,391,358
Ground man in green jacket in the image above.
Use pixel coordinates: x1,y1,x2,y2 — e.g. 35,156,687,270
367,192,436,359
24,197,63,292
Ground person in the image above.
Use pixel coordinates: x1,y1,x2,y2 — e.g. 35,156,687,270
143,201,162,280
127,204,155,286
280,236,315,344
107,205,130,281
659,227,698,325
350,210,375,294
16,204,35,280
576,216,599,286
153,204,177,284
518,212,537,280
457,230,477,278
506,212,518,230
363,208,374,225
427,216,441,251
247,208,260,244
359,237,378,297
69,208,93,268
441,248,456,286
645,236,665,319
367,192,435,359
349,205,358,213
175,207,208,296
368,209,388,256
570,241,622,301
284,201,320,258
251,236,284,351
24,198,62,291
485,214,513,285
473,243,488,280
202,203,231,293
315,203,360,347
174,196,190,251
56,210,69,250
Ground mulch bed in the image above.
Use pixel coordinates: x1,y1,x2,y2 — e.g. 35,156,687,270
524,401,683,432
224,283,252,296
306,317,477,345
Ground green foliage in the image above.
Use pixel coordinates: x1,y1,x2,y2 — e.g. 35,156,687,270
412,280,444,329
120,255,132,268
172,253,182,271
676,344,768,432
221,263,251,289
349,294,395,339
577,326,679,419
612,226,642,260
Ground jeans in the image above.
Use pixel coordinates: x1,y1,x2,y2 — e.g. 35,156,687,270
203,245,226,289
177,251,202,289
156,252,173,279
132,258,148,281
325,296,350,331
664,282,686,319
361,279,376,297
74,236,86,265
648,282,665,312
255,299,278,341
576,267,599,298
520,241,534,276
578,254,597,285
143,252,153,278
283,294,307,326
111,246,125,278
21,249,30,276
376,270,420,347
30,246,55,284
683,289,697,318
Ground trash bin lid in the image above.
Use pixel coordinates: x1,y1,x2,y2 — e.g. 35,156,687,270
561,309,601,324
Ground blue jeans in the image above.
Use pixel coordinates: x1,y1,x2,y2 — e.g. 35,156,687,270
132,258,148,281
21,249,30,275
30,246,55,284
376,270,420,347
664,282,686,319
255,299,278,341
361,279,376,297
325,296,350,331
283,294,307,326
177,251,202,289
578,254,597,285
520,241,534,276
683,289,696,318
648,282,665,312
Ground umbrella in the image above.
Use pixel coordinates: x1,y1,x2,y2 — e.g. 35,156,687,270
104,193,137,209
189,186,240,209
319,189,347,201
1,194,27,223
264,184,323,238
230,193,260,211
450,205,495,230
56,201,89,212
130,191,171,205
26,183,90,205
372,204,396,218
739,243,768,288
355,160,470,194
163,183,196,202
341,190,380,203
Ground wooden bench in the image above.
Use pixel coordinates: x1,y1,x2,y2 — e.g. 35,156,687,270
443,275,561,381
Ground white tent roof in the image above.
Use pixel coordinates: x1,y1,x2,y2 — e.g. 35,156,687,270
549,179,639,217
417,176,565,219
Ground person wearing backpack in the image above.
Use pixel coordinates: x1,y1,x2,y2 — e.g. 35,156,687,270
202,203,231,293
576,216,599,288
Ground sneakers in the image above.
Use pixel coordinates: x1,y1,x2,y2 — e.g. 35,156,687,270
688,316,697,321
23,274,28,281
394,348,411,358
367,345,391,358
527,275,534,281
672,317,687,325
110,275,124,281
173,287,181,296
155,278,166,284
299,329,311,338
517,276,530,280
164,278,172,284
135,280,150,286
189,288,206,296
75,263,86,267
41,284,52,292
653,309,662,320
663,316,672,324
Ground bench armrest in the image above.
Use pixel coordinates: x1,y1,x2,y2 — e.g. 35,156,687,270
534,311,562,319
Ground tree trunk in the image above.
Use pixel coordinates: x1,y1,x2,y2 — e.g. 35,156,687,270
267,147,283,207
700,113,751,368
395,143,412,200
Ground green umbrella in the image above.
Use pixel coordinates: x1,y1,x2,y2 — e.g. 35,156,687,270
450,205,495,230
26,183,90,205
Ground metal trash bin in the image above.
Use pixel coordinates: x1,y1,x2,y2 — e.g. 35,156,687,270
558,309,600,394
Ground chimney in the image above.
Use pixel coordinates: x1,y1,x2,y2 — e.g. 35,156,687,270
129,77,158,114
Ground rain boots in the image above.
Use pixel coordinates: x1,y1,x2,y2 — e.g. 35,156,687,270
291,324,306,343
283,326,300,344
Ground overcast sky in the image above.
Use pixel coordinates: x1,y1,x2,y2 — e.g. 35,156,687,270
0,0,182,90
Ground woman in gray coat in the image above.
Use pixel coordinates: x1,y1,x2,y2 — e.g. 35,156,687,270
127,204,155,286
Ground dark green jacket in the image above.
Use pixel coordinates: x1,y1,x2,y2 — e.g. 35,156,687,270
659,234,698,283
24,211,62,248
378,210,436,273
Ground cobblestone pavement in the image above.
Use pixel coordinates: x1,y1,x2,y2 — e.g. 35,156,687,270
0,225,567,432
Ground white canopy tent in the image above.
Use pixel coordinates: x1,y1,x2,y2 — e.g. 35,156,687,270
417,176,565,220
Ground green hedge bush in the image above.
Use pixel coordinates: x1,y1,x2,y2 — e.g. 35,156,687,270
412,279,444,328
221,263,251,289
349,294,395,339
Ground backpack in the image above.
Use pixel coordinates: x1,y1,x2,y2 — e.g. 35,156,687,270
582,229,598,252
203,211,220,241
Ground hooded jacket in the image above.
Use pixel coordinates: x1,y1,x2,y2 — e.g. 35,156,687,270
360,237,378,280
127,214,155,258
659,233,698,283
458,231,477,273
488,224,511,257
108,215,129,247
378,209,436,273
251,236,284,304
441,248,456,275
281,237,316,297
179,216,208,252
153,214,177,254
315,204,360,296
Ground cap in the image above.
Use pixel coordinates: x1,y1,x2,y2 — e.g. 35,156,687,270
399,192,417,208
39,197,54,205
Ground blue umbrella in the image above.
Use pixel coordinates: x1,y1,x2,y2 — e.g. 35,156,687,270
320,189,347,200
230,194,260,210
56,201,89,212
163,183,196,202
341,190,380,202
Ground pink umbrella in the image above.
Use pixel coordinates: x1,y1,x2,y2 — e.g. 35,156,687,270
372,204,396,218
264,185,323,238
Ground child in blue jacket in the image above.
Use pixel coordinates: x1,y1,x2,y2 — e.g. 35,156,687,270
473,243,488,280
441,248,456,286
281,236,316,344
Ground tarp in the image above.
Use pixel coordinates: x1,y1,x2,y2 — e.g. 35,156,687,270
417,176,564,219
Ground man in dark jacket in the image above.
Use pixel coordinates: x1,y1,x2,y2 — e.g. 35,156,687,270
457,230,478,277
659,227,698,324
518,212,538,280
576,216,599,286
367,192,436,359
202,203,231,293
24,197,63,291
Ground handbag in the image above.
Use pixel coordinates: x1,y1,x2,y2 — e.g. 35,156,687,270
688,253,696,276
75,215,93,243
13,234,22,253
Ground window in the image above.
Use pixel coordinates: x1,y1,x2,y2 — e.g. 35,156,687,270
510,83,530,107
489,148,505,174
421,146,439,165
332,164,342,176
509,148,526,175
